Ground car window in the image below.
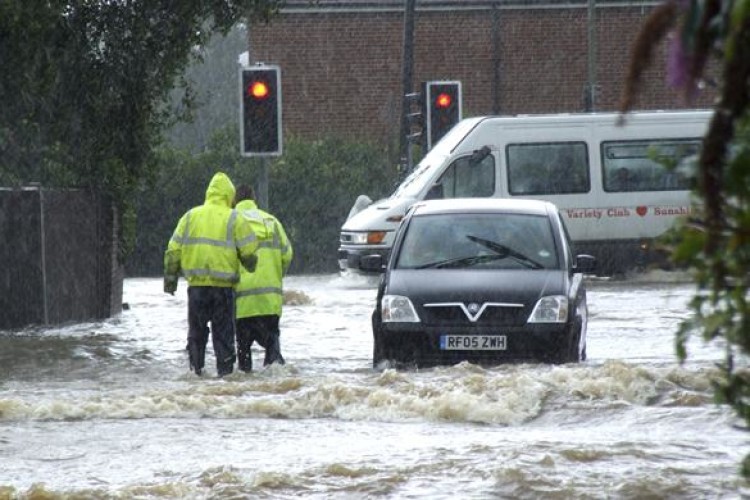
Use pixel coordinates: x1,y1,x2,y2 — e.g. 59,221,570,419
395,212,559,270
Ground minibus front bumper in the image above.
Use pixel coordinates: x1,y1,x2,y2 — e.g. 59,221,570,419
338,245,390,274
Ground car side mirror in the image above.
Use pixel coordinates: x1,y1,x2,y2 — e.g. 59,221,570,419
575,254,596,274
360,254,386,273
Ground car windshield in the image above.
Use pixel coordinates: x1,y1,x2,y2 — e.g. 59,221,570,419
395,212,560,270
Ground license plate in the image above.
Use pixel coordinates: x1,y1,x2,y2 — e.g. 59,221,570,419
439,335,507,351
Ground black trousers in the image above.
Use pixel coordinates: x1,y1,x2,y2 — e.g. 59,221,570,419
187,286,236,376
236,315,285,372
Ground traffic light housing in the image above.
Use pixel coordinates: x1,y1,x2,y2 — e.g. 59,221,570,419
240,65,282,156
423,81,462,150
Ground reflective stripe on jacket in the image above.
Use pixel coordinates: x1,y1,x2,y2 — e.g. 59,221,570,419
164,173,258,288
234,199,293,318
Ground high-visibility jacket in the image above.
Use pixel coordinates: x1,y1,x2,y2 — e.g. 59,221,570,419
164,173,258,288
234,199,293,318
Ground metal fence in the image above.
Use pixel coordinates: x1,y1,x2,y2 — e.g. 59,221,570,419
0,186,123,330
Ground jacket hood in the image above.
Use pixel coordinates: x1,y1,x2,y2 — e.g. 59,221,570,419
235,199,273,240
205,172,235,207
235,199,258,211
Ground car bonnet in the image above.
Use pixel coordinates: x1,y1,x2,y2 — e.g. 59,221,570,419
385,268,568,306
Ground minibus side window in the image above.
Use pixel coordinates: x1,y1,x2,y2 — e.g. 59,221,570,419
427,153,495,199
601,139,700,192
506,142,590,195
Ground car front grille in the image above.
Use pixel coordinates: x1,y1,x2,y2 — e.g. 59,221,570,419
421,302,527,327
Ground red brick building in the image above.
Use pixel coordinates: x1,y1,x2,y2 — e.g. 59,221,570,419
248,0,713,151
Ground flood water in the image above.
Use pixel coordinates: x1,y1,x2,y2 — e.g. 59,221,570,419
0,273,748,499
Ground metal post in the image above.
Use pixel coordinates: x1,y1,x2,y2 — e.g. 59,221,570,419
586,0,597,111
37,185,49,325
492,3,501,115
399,0,416,173
246,23,270,210
257,157,269,210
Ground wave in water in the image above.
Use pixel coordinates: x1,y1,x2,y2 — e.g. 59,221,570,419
0,361,722,425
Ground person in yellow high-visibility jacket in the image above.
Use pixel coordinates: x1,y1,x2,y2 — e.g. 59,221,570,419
164,172,259,377
233,184,293,371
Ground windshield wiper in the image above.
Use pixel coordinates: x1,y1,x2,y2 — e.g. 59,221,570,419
465,234,545,269
415,254,508,269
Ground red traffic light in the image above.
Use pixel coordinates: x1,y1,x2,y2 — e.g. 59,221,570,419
248,80,270,99
435,92,452,109
241,66,282,156
423,80,461,150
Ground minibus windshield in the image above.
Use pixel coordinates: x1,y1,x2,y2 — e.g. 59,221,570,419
391,118,484,199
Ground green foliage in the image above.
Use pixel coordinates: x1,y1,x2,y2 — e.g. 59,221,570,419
270,136,399,273
623,0,750,476
126,147,204,275
0,0,282,254
126,127,399,276
672,116,750,438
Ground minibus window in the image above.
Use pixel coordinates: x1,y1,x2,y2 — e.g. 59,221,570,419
430,153,495,199
601,139,700,192
506,142,590,195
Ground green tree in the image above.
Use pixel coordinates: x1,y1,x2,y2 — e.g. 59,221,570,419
621,0,750,475
0,0,282,232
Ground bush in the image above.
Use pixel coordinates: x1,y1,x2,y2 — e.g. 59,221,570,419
125,128,399,276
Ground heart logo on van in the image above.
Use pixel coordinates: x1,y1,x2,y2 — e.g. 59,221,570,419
636,206,648,216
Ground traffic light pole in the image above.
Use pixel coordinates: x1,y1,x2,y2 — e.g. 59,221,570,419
585,0,598,111
399,0,416,175
257,157,269,210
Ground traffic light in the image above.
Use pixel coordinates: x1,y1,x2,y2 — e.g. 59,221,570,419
423,81,462,150
240,65,282,156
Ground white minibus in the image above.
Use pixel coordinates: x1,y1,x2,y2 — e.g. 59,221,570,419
339,110,710,276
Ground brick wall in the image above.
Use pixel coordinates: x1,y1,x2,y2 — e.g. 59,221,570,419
249,4,715,148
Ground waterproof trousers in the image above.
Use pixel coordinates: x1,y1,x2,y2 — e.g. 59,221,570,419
236,315,285,372
187,286,236,376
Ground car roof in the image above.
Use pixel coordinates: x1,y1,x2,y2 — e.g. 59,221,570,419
409,198,556,217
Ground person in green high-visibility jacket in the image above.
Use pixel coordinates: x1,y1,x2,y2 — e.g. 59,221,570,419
164,172,259,377
233,184,293,372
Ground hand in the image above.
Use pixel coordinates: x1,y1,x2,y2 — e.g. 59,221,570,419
164,276,177,295
241,253,258,273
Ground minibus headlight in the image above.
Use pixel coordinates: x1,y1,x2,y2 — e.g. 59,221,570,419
382,295,420,323
528,296,568,323
347,233,368,244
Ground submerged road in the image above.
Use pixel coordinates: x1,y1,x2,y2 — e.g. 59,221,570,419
0,273,747,498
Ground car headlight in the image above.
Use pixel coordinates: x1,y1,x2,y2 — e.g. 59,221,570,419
347,231,387,245
528,295,568,323
382,295,420,323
